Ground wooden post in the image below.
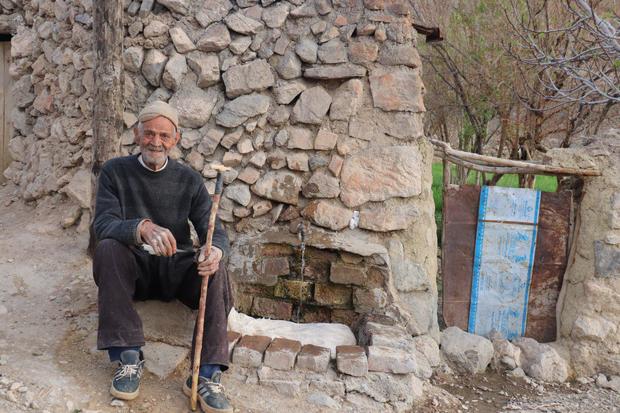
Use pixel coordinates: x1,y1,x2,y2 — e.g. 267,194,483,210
93,0,123,177
89,0,124,254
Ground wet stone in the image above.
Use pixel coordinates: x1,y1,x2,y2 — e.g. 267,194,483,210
252,297,293,319
330,263,366,286
314,283,352,307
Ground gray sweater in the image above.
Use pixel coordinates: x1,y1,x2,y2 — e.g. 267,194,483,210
93,154,229,256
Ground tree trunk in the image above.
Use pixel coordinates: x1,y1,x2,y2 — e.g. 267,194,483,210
89,0,124,255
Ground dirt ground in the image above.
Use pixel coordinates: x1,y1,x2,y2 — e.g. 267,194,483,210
0,183,619,413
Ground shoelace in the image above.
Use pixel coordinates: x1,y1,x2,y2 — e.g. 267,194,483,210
200,380,224,395
114,361,144,381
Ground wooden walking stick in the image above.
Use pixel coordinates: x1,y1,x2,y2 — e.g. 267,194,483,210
191,164,231,411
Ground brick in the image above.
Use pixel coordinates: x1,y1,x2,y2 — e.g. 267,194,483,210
314,128,338,150
364,0,384,10
369,68,424,112
309,380,346,397
227,331,242,361
264,338,302,370
232,335,272,367
330,262,367,286
286,152,310,171
297,344,331,372
257,366,308,395
273,279,313,301
238,166,261,184
331,309,358,326
222,151,243,167
359,321,413,351
260,243,295,257
278,205,301,222
260,256,290,279
328,154,344,177
314,283,352,307
353,287,387,311
367,345,417,374
235,292,254,314
300,305,331,323
349,39,379,64
252,297,293,319
336,345,368,376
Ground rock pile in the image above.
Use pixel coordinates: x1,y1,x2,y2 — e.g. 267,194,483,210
439,327,571,384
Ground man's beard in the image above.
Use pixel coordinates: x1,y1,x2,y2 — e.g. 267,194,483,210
142,146,166,169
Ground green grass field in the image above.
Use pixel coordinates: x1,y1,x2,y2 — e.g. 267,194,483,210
432,163,558,237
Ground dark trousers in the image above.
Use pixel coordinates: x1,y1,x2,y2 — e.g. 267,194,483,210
92,239,233,369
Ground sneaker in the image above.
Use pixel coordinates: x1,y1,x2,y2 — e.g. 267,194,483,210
183,371,233,413
110,349,145,400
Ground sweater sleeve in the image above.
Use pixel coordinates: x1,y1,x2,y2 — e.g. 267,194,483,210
93,166,143,245
189,180,230,259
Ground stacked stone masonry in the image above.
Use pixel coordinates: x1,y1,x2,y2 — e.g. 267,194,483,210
2,0,438,338
226,321,429,410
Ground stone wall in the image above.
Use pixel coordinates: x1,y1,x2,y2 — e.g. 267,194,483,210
2,0,94,221
547,129,620,377
3,0,438,338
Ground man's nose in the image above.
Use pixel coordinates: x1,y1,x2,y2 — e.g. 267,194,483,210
150,135,163,145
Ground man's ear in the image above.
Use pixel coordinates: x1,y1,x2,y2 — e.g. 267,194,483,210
174,128,181,145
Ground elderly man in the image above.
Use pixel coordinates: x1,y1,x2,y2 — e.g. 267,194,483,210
92,100,233,412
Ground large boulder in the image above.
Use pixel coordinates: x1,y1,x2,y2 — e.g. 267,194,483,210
513,337,569,383
440,327,493,374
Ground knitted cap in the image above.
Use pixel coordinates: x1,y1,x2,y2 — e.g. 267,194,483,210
138,100,179,130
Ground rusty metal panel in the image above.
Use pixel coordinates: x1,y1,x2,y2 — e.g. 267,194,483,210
442,186,571,343
525,191,571,342
442,185,479,331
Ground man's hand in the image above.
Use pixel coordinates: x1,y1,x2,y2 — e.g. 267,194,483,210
197,247,223,277
140,220,177,256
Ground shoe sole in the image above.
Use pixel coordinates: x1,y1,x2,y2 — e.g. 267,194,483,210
183,380,233,413
110,383,140,401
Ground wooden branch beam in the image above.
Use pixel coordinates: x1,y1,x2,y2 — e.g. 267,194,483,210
431,139,601,177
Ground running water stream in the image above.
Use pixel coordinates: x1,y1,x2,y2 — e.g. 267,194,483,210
296,221,306,322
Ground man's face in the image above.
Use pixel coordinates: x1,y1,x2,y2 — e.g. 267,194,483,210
134,116,180,170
